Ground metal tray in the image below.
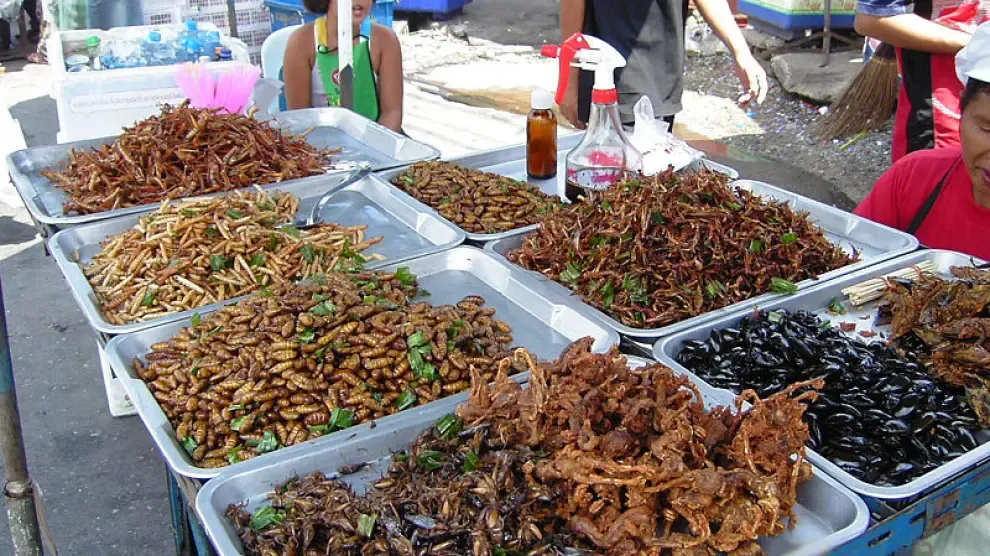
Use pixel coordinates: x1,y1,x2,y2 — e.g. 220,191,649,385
103,246,620,479
7,107,440,228
654,249,990,500
195,355,868,556
485,179,919,340
49,173,466,336
377,134,740,243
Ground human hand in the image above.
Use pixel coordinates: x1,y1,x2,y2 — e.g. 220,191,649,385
561,85,586,130
734,53,768,106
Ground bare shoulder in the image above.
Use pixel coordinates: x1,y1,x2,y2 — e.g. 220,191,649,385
370,22,400,50
287,22,316,51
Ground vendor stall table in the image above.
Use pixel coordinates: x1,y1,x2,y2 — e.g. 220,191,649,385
27,118,990,553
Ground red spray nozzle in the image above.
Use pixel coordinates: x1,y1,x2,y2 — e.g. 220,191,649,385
542,34,593,105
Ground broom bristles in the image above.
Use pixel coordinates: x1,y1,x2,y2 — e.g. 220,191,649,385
817,43,898,141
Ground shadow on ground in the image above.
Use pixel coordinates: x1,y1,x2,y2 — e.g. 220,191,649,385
0,216,38,244
10,94,58,147
0,241,171,556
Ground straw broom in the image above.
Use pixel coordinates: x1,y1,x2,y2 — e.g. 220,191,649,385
817,42,898,141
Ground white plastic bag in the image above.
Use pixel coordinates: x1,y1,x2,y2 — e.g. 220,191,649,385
248,78,284,118
629,96,703,175
0,0,20,21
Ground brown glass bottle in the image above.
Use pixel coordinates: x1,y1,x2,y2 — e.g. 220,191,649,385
527,90,557,180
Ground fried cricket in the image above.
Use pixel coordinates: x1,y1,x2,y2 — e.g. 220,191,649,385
228,340,818,555
84,190,381,325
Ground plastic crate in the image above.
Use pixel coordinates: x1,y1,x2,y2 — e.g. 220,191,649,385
265,0,394,34
143,7,184,27
395,0,471,14
738,0,855,32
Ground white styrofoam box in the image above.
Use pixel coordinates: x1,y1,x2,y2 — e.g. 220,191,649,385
50,25,252,143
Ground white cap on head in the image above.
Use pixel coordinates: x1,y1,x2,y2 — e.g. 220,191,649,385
531,89,554,110
957,22,990,85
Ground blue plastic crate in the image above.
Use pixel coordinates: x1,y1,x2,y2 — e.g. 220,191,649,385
265,0,394,34
738,0,855,34
395,0,472,14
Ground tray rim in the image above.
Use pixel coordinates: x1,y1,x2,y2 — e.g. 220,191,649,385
47,173,466,336
194,354,868,556
376,136,740,243
482,179,920,340
104,246,621,480
7,108,440,227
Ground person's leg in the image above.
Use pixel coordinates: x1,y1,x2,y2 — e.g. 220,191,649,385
0,19,10,51
23,0,40,41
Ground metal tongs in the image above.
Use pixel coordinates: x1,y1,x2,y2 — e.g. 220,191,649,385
277,161,372,230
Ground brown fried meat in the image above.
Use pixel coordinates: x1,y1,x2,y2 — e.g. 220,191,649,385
43,103,336,215
506,170,856,329
227,339,819,555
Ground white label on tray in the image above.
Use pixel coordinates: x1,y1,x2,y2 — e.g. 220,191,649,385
70,88,186,113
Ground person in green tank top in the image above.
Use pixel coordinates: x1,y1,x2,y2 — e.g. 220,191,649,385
284,0,404,132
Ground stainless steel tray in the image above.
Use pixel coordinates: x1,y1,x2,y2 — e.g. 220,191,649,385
104,246,620,479
654,249,990,500
377,134,740,243
7,107,440,228
49,173,465,336
196,355,868,556
485,179,919,340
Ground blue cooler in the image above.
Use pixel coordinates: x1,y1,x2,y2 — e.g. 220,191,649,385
265,0,395,35
739,0,856,39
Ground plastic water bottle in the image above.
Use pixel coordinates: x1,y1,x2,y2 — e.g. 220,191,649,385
180,20,199,45
200,31,221,61
178,37,202,62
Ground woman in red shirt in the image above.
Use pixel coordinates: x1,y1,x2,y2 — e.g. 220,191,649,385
855,25,990,260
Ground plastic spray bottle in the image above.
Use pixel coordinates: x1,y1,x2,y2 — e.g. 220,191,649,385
542,34,642,202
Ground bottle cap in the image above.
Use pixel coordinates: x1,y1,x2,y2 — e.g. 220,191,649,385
186,20,198,31
86,36,100,47
149,31,161,42
531,89,553,110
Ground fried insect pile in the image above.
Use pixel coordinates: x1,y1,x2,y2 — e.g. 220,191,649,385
390,161,563,234
883,266,990,425
43,104,335,214
507,170,856,328
228,339,818,555
678,309,983,486
135,272,521,469
86,190,381,325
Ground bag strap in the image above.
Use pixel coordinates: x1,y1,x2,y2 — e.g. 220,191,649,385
906,157,961,235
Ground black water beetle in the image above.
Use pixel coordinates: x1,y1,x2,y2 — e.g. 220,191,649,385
880,419,911,436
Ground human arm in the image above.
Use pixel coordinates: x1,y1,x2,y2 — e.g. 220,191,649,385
373,25,404,132
854,0,970,55
283,26,314,110
694,0,768,104
560,0,586,128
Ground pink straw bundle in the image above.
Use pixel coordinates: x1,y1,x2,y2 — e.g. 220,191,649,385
175,62,262,114
175,62,216,109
